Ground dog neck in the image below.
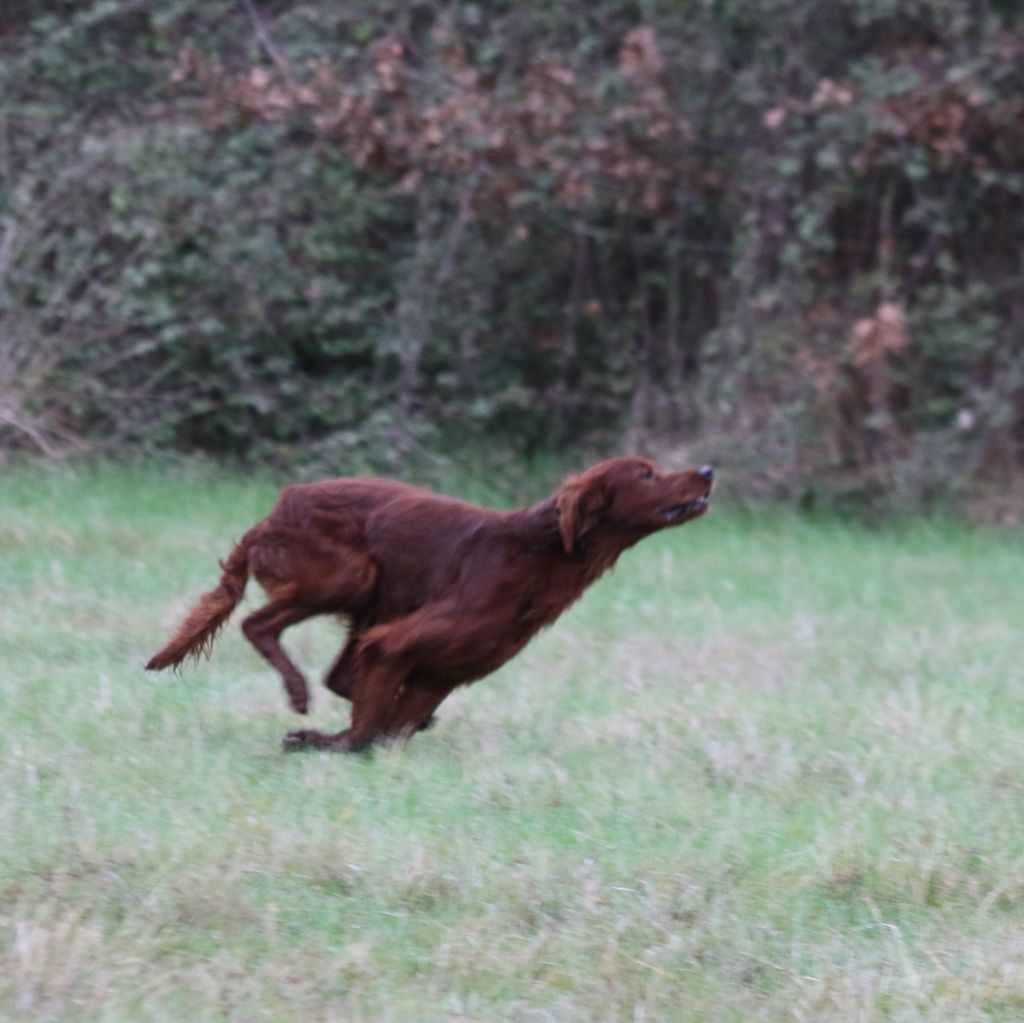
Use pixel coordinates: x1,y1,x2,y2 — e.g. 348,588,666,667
509,497,631,578
508,497,562,551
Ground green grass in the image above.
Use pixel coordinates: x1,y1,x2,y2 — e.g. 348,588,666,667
2,464,1024,1021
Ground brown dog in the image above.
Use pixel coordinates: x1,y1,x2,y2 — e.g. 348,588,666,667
146,456,714,751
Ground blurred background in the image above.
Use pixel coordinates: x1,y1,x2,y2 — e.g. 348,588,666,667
2,0,1022,515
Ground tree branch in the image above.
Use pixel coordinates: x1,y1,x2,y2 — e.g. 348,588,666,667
240,0,295,84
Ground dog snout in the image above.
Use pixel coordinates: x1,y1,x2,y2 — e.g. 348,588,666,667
698,465,714,483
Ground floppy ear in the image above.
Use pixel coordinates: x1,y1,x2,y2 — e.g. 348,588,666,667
556,472,607,554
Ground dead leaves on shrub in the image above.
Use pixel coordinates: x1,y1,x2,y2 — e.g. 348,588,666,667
172,27,694,220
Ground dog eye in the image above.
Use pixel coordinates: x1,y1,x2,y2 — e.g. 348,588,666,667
640,468,654,480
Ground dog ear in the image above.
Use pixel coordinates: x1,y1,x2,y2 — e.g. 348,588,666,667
557,472,607,554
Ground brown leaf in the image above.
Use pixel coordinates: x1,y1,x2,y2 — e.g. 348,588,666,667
848,302,907,370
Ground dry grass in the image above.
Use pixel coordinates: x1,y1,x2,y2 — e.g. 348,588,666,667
2,464,1024,1021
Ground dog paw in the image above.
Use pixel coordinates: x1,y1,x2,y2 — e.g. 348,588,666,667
281,728,368,753
281,728,321,752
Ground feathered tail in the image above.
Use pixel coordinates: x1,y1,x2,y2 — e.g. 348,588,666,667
145,537,252,671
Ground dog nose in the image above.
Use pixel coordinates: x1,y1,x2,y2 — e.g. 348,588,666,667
698,465,714,483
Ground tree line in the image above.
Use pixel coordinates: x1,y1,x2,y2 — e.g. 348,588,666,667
2,1,1021,510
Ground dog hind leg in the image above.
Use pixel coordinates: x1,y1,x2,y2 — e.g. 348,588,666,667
241,600,319,714
244,538,378,715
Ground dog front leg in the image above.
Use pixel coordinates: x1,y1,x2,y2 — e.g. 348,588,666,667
283,643,408,752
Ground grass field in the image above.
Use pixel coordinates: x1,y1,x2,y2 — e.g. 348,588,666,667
2,464,1024,1022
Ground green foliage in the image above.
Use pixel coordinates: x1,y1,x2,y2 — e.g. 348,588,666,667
1,0,1021,507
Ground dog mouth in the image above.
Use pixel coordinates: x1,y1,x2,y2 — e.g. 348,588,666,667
661,496,711,523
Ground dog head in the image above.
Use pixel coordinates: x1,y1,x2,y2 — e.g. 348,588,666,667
557,456,713,555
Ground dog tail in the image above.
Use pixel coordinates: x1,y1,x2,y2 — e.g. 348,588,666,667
145,535,253,671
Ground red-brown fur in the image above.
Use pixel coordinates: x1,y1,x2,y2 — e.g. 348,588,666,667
146,456,714,752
